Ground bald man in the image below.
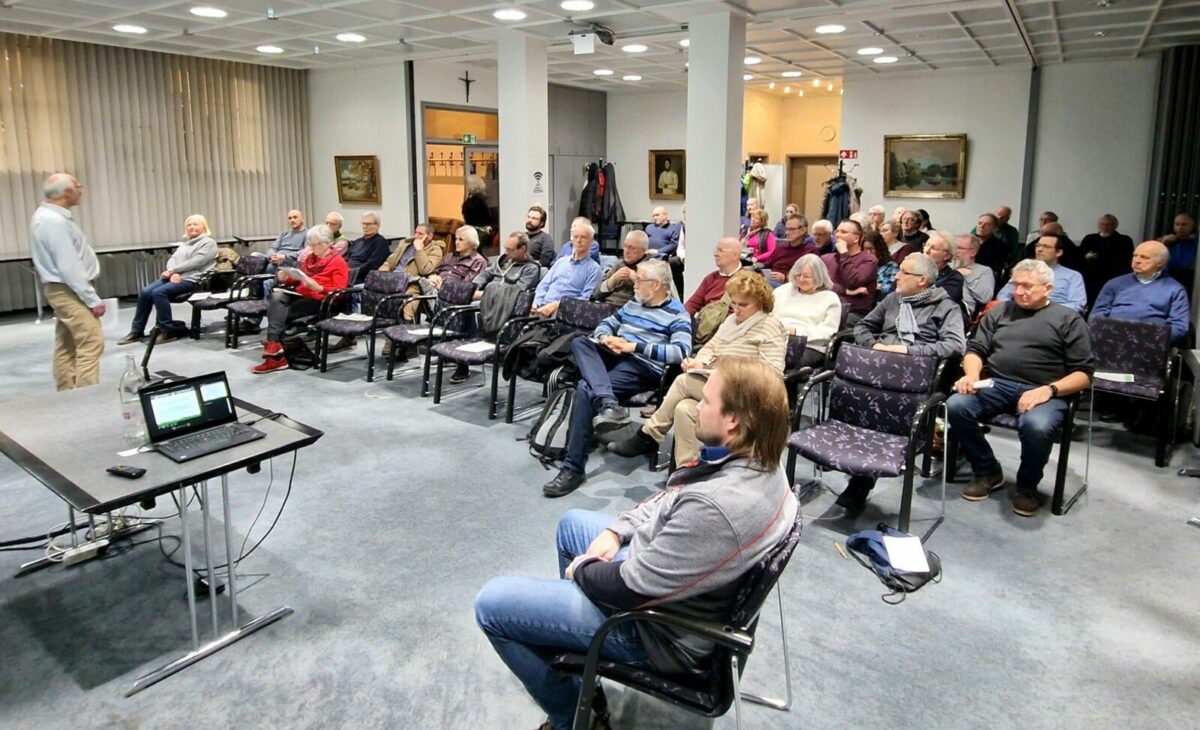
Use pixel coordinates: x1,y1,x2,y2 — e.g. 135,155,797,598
1091,241,1190,343
268,209,308,266
684,237,743,316
30,173,105,390
644,206,681,258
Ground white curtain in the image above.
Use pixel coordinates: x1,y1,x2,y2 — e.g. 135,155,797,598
0,33,312,260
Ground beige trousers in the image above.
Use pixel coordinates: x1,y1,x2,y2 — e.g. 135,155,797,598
643,371,706,466
44,282,104,391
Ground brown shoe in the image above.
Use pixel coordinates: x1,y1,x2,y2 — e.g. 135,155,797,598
116,332,144,346
962,471,1004,501
1011,488,1042,517
328,336,357,353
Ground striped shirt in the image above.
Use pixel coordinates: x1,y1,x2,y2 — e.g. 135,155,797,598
594,297,693,374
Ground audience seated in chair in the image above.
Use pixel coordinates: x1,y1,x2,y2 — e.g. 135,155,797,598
923,231,965,304
864,230,898,298
644,206,681,259
533,218,604,318
998,233,1086,313
1162,212,1197,285
475,357,798,730
610,270,786,468
299,211,347,261
542,259,692,498
377,222,447,327
742,209,776,264
118,214,217,345
948,259,1094,517
327,211,395,353
1090,240,1189,344
974,212,1009,284
762,214,816,288
592,230,651,308
954,234,996,320
822,219,877,322
1080,213,1135,305
1020,222,1081,271
808,219,834,256
774,202,802,238
773,254,842,368
234,208,310,336
833,252,967,515
684,237,742,317
252,224,349,374
524,205,556,269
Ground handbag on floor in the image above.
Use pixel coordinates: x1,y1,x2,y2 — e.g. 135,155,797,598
846,523,942,604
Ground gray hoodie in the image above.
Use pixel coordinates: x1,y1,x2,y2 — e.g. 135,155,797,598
853,287,966,360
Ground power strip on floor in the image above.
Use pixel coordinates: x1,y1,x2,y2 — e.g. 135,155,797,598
61,539,109,566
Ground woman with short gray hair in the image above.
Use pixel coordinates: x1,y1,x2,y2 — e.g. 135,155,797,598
773,253,843,366
118,214,218,346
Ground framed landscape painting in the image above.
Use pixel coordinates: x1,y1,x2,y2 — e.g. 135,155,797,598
884,134,967,199
335,155,381,204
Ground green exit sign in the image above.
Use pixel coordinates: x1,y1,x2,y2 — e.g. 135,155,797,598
462,133,477,144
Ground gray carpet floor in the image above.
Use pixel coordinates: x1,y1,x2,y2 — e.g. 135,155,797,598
0,302,1197,729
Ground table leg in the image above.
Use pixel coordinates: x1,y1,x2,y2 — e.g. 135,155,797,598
220,474,240,628
179,486,200,650
199,481,220,638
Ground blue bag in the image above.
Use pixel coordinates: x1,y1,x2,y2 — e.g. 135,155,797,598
846,523,942,604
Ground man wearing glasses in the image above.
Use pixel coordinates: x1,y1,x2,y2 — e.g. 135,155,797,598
542,259,692,498
762,214,816,287
996,234,1086,312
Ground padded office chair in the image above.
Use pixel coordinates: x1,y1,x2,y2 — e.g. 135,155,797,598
787,344,946,538
312,270,410,382
188,255,269,340
551,509,803,730
380,277,477,395
429,288,537,408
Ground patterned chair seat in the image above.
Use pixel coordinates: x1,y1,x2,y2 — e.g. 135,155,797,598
1094,376,1164,400
383,322,464,346
226,300,269,318
192,295,232,311
317,316,397,338
550,654,722,715
430,338,496,365
789,420,910,478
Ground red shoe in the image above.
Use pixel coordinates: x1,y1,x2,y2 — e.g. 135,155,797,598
262,341,283,358
252,355,289,374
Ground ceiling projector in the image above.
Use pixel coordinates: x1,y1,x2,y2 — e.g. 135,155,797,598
569,25,615,55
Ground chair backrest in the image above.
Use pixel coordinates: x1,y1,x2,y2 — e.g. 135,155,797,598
1088,317,1170,378
557,298,617,332
237,255,269,276
362,270,410,317
437,277,477,307
512,289,536,318
728,510,803,630
828,344,939,437
784,334,809,371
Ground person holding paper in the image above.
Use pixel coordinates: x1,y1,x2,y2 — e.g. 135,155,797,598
252,224,348,375
118,214,217,346
947,259,1094,517
609,270,785,469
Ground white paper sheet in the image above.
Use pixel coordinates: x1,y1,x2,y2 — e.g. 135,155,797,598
1094,372,1135,383
456,341,496,354
882,535,931,573
334,313,373,322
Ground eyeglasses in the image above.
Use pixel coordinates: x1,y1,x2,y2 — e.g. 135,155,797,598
897,269,921,277
785,226,804,232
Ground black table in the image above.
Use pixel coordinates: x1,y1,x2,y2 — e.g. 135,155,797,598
0,377,322,695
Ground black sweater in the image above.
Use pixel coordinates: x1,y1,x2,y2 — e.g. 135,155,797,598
968,301,1094,385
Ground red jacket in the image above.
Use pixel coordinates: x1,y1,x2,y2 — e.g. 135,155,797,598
296,252,349,301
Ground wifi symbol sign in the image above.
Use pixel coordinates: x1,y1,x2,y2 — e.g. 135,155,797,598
532,170,545,194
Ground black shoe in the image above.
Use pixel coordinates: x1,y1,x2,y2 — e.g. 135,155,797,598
592,402,631,433
237,320,261,335
449,366,473,384
609,429,658,458
834,479,871,514
543,469,585,498
156,330,182,344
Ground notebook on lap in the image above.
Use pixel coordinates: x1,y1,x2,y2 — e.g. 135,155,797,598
139,371,265,463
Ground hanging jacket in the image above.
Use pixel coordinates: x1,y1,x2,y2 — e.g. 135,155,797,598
578,163,599,221
598,162,626,241
821,179,851,228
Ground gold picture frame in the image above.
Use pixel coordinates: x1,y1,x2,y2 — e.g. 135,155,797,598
648,149,685,200
883,134,967,199
334,155,381,205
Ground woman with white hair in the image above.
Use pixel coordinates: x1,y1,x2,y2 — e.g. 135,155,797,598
118,214,217,345
252,224,349,374
773,253,843,366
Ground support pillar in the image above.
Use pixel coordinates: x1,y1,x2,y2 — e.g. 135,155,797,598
684,12,746,295
498,32,549,239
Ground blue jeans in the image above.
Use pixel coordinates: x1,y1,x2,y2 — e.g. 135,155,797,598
946,377,1068,490
564,338,660,475
475,509,646,730
130,279,195,336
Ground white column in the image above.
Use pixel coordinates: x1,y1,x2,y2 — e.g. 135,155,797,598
684,11,745,295
498,32,549,239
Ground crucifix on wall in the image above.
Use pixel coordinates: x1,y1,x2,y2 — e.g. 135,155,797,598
458,70,475,103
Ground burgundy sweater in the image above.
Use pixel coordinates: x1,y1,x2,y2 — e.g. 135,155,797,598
822,250,878,314
685,268,737,316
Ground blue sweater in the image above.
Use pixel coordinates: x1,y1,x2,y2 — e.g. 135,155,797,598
594,297,692,374
645,222,681,257
1090,273,1190,342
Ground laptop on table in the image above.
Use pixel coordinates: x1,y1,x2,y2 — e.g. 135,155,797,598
139,371,265,463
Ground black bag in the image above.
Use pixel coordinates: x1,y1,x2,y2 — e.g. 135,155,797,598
524,367,577,467
281,337,316,371
846,523,942,604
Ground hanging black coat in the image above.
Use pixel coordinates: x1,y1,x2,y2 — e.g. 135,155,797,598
578,163,599,221
597,162,626,241
821,179,851,228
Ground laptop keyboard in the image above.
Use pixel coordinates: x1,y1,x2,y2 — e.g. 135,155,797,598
164,423,249,452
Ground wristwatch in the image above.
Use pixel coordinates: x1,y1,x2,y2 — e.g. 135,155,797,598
1048,383,1059,398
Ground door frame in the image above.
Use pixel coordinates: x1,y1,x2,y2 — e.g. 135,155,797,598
784,154,838,216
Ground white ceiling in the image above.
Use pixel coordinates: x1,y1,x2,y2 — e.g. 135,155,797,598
0,0,1196,94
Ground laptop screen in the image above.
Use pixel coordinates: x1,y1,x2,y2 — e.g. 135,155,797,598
140,371,237,442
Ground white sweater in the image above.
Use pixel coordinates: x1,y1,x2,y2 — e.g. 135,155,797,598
772,287,842,352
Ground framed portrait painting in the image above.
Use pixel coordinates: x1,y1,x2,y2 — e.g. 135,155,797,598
648,149,685,200
883,134,967,199
334,155,381,205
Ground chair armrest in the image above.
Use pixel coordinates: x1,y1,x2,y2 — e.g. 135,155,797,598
578,608,753,682
497,315,541,346
431,301,480,330
909,392,948,440
783,365,813,390
318,287,355,317
790,369,835,430
227,273,275,301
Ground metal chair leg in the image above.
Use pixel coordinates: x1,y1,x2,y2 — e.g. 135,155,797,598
730,654,744,730
740,587,793,711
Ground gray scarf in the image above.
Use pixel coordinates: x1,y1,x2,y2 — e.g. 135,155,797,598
896,289,937,345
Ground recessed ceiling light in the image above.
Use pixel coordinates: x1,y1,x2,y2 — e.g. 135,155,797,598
768,81,775,89
678,38,690,48
190,6,227,18
622,43,647,53
257,45,284,54
857,47,883,55
744,55,761,65
815,24,845,34
781,70,802,78
873,56,898,64
743,74,753,81
492,8,526,21
593,68,614,76
561,0,595,11
812,79,820,87
336,32,366,43
113,24,147,34
622,74,642,81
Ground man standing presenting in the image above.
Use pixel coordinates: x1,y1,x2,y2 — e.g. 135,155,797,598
30,173,105,391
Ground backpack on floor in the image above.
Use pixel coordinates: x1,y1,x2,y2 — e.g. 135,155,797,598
524,367,576,467
282,337,316,371
846,523,942,604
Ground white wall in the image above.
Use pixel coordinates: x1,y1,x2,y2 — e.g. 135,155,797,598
842,67,1032,234
1030,58,1159,240
606,90,687,222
